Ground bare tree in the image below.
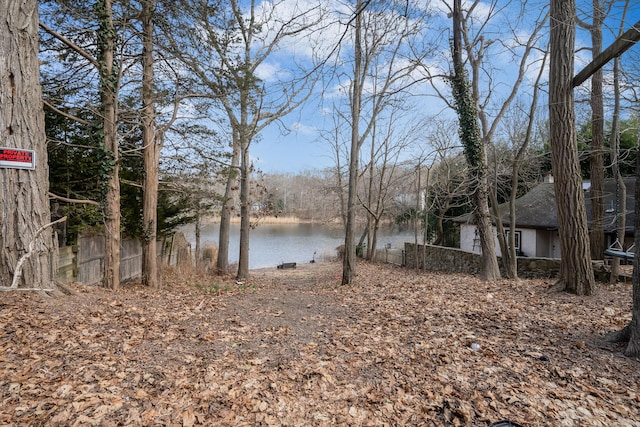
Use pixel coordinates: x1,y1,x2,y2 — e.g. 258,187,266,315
338,0,430,284
169,0,321,279
432,0,548,280
577,1,615,260
422,120,472,247
360,108,420,261
607,1,631,283
451,0,500,280
0,0,55,289
490,51,548,278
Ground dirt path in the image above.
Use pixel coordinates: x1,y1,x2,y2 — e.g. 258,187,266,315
1,261,639,426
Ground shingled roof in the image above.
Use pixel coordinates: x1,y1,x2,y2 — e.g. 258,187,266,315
454,177,636,234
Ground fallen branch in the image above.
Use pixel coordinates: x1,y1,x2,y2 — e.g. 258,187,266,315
7,216,68,289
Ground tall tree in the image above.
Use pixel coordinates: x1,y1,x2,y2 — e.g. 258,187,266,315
451,0,500,281
0,0,54,289
491,53,548,278
339,0,429,284
577,0,613,261
549,0,595,294
342,0,365,285
96,0,121,290
141,0,159,287
607,0,630,283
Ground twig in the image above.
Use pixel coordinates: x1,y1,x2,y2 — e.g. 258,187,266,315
7,216,67,289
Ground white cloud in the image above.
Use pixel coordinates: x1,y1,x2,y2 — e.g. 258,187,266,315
255,61,292,82
292,121,317,135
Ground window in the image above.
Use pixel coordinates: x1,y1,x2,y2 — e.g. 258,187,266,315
506,230,522,254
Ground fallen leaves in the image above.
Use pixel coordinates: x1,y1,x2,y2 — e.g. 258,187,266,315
1,262,639,426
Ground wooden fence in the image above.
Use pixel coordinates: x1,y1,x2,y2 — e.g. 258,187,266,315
56,232,192,285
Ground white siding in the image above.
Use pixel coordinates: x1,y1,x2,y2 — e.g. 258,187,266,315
459,225,558,258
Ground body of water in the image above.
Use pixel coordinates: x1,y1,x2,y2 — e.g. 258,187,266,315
181,222,417,269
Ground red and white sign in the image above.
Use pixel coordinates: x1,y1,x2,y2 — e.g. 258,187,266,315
0,147,36,170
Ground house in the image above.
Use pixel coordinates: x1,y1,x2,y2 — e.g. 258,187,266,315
454,176,635,258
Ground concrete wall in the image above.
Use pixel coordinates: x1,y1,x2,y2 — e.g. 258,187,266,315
405,242,561,279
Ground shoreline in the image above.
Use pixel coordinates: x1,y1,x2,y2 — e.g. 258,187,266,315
203,215,342,225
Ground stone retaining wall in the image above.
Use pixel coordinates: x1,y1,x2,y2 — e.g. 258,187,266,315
404,243,561,279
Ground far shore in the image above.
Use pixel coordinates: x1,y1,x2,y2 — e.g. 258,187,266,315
202,215,342,225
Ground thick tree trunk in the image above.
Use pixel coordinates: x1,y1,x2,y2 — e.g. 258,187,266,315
98,0,121,290
474,184,501,281
549,0,595,295
0,1,54,288
141,0,160,288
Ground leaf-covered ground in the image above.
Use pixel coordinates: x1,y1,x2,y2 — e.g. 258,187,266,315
1,261,639,426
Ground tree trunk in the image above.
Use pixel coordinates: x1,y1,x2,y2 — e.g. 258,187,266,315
97,0,121,290
236,137,250,280
141,0,160,288
342,0,363,285
216,137,240,275
0,0,54,288
588,1,605,261
194,215,202,268
474,185,501,280
490,189,515,279
366,127,375,260
608,9,627,283
549,0,595,295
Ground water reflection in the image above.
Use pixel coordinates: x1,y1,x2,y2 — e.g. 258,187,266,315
181,222,416,269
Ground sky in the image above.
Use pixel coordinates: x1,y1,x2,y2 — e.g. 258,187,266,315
205,0,640,175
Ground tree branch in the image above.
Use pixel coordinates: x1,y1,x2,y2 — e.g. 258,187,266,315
49,192,100,206
39,22,99,68
43,99,89,125
7,216,67,289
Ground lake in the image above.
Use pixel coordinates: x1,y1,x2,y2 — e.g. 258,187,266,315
181,222,418,269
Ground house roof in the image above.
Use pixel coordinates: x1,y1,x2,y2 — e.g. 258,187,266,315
502,182,558,229
453,177,636,234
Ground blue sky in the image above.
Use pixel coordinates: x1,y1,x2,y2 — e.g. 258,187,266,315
212,0,640,174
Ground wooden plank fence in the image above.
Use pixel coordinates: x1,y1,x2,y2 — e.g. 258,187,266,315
56,232,192,285
77,234,105,285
